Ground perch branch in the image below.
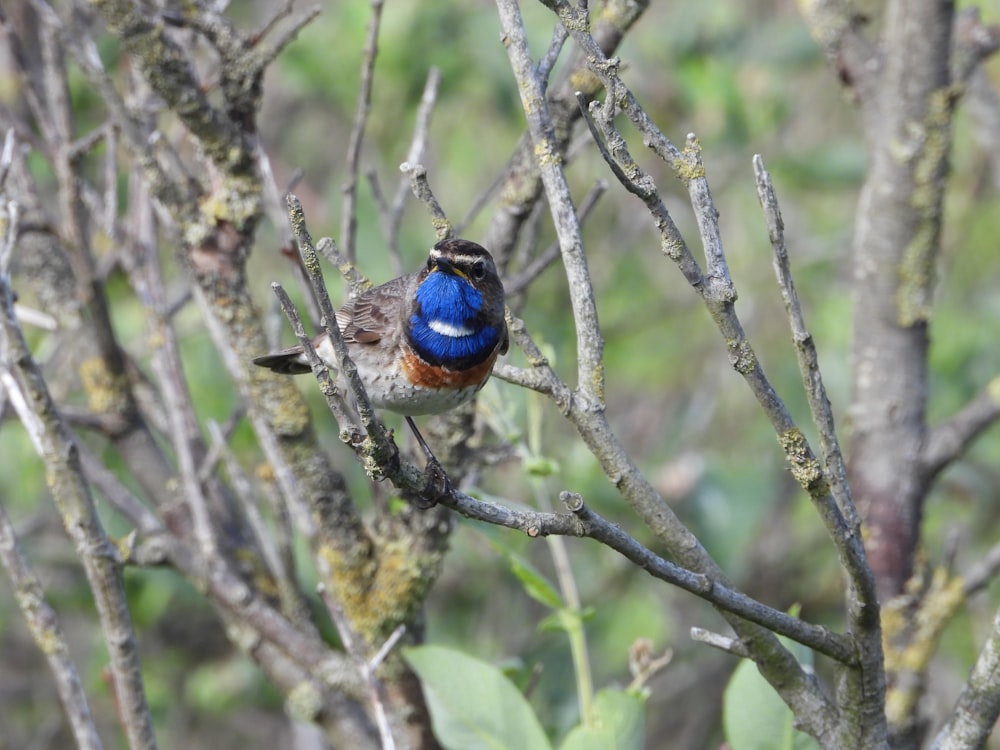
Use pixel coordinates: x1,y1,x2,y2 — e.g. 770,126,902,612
284,194,399,475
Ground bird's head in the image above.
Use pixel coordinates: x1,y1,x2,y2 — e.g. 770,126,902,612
425,239,503,300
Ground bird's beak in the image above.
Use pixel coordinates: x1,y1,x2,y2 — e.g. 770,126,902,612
433,257,466,279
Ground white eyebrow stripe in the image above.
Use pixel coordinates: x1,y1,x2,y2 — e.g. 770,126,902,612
428,319,474,337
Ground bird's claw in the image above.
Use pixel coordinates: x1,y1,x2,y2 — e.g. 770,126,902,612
413,456,452,509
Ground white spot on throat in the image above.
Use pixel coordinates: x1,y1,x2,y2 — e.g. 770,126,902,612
428,318,473,338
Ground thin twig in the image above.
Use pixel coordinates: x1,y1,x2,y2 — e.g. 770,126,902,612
248,0,294,45
497,0,605,409
505,193,546,281
102,123,118,240
753,154,877,613
77,443,162,536
455,165,510,237
400,162,451,240
125,170,219,558
12,303,58,331
286,197,379,431
249,4,323,71
531,465,594,724
506,179,607,296
341,0,385,263
482,0,647,268
0,128,16,192
574,92,705,288
536,22,569,91
280,196,400,477
0,199,19,279
369,624,407,672
317,236,372,299
963,537,1000,596
206,420,280,576
319,584,398,750
384,67,441,267
690,627,750,659
0,500,105,750
929,602,1000,750
921,378,1000,480
196,407,245,483
270,281,356,431
0,260,160,750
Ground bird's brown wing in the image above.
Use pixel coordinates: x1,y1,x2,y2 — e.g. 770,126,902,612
337,275,411,345
254,274,416,374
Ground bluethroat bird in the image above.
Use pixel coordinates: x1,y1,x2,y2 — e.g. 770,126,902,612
254,238,508,488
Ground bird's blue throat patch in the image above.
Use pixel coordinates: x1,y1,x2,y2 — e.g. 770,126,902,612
409,272,499,367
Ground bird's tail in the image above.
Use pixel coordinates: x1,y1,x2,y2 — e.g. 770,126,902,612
252,346,312,375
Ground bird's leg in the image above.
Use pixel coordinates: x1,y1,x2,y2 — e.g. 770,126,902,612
405,416,453,505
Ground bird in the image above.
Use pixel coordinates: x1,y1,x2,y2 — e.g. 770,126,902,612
254,238,508,488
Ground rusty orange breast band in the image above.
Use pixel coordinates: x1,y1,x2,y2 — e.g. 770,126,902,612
401,349,498,390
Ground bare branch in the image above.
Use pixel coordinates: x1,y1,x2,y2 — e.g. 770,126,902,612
532,1,860,742
929,603,1000,750
250,4,323,71
794,0,880,113
536,21,569,91
0,500,105,750
0,257,159,750
319,585,399,750
437,485,856,665
384,67,441,269
497,0,605,408
341,0,385,263
505,179,607,297
690,627,750,659
318,236,373,299
921,378,1000,480
400,162,451,240
484,0,648,266
0,128,16,195
270,280,358,433
753,155,880,620
574,93,703,288
962,537,1000,597
77,443,162,536
951,8,1000,85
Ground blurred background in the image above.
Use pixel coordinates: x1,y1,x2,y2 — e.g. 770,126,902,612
2,0,1000,747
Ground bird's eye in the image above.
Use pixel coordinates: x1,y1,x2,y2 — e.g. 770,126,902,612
471,261,487,281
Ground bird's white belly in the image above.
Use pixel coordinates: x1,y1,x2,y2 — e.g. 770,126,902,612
349,357,480,416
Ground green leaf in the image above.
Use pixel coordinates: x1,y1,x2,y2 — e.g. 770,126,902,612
723,655,821,750
507,552,564,610
538,607,595,634
559,689,646,750
404,645,552,750
524,455,560,477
